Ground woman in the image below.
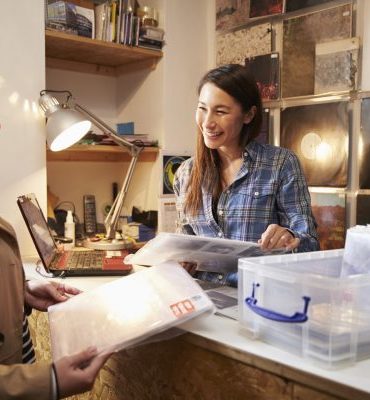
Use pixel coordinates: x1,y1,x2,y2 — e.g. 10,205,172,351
173,64,319,285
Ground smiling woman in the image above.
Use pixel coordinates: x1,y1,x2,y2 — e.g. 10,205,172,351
173,64,319,286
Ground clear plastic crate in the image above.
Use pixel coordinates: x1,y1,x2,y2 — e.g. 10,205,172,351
238,249,370,369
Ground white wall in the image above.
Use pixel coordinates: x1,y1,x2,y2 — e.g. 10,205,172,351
0,0,46,257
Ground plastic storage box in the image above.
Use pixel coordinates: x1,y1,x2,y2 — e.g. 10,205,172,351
238,249,370,369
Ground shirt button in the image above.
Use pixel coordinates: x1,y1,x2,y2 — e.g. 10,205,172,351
218,232,223,237
218,210,223,216
218,274,223,280
254,191,259,196
226,190,230,194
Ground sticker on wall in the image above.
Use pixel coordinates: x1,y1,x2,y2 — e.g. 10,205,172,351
162,154,191,195
280,102,349,187
245,52,279,100
216,0,250,32
282,4,352,98
249,0,283,19
310,191,346,250
359,98,370,189
216,22,272,66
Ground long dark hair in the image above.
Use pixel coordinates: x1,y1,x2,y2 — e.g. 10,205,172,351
185,64,263,216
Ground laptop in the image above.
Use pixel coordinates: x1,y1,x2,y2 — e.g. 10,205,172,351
17,193,132,277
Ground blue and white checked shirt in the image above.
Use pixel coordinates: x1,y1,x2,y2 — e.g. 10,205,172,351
173,141,319,286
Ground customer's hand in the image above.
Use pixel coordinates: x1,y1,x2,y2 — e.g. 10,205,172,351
25,280,81,311
179,261,198,276
258,224,300,251
55,347,112,398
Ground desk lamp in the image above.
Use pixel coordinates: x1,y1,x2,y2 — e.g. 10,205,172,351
39,90,144,250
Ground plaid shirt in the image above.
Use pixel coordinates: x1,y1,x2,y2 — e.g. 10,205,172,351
173,141,319,286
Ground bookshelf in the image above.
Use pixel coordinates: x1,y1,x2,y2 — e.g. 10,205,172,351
45,29,163,76
46,145,159,162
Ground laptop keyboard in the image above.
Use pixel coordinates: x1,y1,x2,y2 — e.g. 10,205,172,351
66,251,105,269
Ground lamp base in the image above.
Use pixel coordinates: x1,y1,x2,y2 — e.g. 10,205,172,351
83,238,133,251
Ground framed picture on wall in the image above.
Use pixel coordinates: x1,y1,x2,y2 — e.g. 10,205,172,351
282,3,352,98
249,0,283,18
310,191,346,250
216,0,250,32
280,101,349,187
161,153,191,196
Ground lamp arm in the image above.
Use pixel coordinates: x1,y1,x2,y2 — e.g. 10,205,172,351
74,103,142,157
72,102,144,239
104,153,140,239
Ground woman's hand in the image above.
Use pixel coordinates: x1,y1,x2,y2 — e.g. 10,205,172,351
258,224,300,251
25,280,81,312
179,262,198,276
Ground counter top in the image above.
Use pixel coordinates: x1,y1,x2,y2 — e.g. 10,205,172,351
23,259,370,400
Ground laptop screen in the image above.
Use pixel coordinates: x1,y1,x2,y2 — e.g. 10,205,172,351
17,193,57,269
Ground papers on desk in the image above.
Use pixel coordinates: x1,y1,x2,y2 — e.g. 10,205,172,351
125,232,287,273
48,262,215,361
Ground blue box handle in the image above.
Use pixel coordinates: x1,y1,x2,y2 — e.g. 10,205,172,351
245,283,310,323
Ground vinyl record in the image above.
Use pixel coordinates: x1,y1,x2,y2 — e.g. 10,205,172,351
163,155,190,195
280,102,349,187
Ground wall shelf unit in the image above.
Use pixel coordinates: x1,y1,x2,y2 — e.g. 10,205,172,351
45,29,163,75
47,145,159,162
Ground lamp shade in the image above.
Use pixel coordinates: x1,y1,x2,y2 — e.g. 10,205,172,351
46,108,91,151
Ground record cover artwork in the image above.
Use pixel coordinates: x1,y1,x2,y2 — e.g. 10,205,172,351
314,37,359,94
255,108,270,144
356,194,370,225
282,4,352,98
162,155,190,195
359,98,370,189
249,0,283,18
310,192,345,250
216,0,250,32
280,102,349,187
245,53,279,100
216,23,272,66
286,0,333,12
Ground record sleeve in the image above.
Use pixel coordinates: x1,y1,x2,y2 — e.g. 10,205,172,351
216,0,250,32
314,37,359,94
245,53,279,100
356,194,370,225
162,154,190,195
280,102,349,187
286,0,333,13
282,4,352,98
359,98,370,189
216,23,272,66
255,108,271,144
249,0,283,19
310,191,346,250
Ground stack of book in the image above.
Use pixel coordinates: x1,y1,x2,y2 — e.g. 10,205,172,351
94,0,165,49
138,26,165,51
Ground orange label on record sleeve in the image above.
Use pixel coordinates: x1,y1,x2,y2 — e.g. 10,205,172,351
170,299,195,318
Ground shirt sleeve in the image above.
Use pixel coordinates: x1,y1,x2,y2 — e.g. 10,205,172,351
276,152,320,252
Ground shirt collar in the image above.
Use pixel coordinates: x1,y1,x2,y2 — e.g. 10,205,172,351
242,140,261,162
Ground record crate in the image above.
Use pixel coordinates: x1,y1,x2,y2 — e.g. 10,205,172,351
238,249,370,369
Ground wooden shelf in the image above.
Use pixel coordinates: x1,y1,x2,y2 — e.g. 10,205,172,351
47,145,159,162
45,29,163,75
